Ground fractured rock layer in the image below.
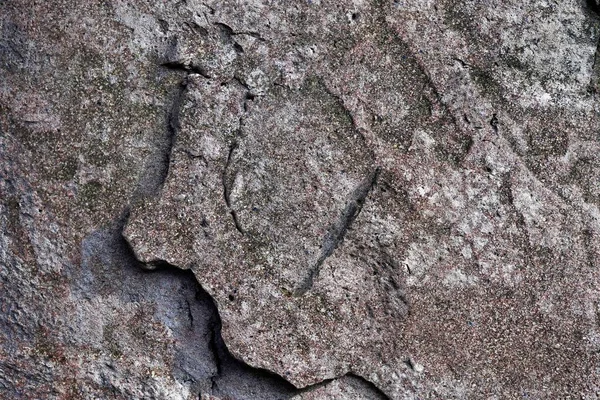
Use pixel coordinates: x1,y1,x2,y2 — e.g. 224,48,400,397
2,0,600,398
124,0,600,397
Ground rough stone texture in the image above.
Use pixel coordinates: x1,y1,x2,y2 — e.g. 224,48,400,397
3,0,600,399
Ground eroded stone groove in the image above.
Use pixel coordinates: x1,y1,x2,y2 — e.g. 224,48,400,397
296,167,381,295
164,76,190,184
222,141,245,235
135,74,189,198
222,78,253,236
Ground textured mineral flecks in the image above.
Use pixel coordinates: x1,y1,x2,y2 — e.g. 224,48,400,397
3,0,600,398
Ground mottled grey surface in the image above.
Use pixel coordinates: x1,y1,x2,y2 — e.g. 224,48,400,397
3,0,600,399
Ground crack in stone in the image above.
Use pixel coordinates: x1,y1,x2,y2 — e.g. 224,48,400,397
163,80,187,188
220,78,254,236
213,21,266,55
222,141,245,235
121,53,390,399
222,142,236,210
231,75,252,96
489,113,499,134
135,73,188,198
117,209,391,399
295,167,381,296
215,22,245,53
185,299,194,328
161,61,212,79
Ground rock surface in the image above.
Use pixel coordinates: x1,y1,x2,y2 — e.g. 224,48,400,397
3,0,600,398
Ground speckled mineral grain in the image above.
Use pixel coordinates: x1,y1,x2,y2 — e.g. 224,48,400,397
3,0,600,399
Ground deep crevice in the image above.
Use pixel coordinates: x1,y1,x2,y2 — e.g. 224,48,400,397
295,167,381,296
137,54,219,199
222,142,237,209
161,61,212,79
586,0,600,15
116,207,391,399
135,76,188,198
490,113,499,133
185,299,194,328
163,80,187,186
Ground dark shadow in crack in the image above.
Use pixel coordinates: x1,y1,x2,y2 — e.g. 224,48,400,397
586,0,600,15
82,211,391,399
145,265,300,400
295,167,381,296
139,261,299,399
203,290,298,400
134,75,188,199
79,211,295,399
144,258,392,399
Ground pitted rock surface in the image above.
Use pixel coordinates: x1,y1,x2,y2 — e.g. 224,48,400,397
3,0,600,398
123,0,600,397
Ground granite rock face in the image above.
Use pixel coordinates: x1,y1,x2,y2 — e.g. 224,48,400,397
3,0,600,399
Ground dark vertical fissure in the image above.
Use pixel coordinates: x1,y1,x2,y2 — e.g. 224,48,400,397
296,167,381,295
